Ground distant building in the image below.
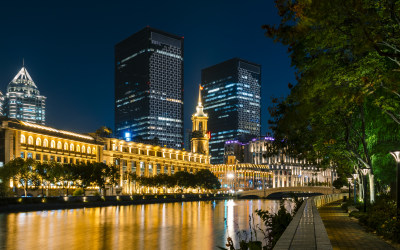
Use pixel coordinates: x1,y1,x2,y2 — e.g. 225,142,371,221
201,58,261,164
114,27,184,149
4,65,46,124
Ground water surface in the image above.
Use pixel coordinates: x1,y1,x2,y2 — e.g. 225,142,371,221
0,199,292,250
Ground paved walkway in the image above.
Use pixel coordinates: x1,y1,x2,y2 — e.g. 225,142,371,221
319,201,398,250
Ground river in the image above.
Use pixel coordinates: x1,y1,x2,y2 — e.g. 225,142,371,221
0,199,293,250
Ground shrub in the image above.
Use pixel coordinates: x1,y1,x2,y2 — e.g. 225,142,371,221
73,188,84,196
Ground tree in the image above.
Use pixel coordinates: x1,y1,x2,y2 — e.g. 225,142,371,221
0,158,39,197
194,169,221,190
264,0,400,202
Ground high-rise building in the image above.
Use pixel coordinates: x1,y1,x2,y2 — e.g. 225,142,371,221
115,27,184,149
202,58,261,164
4,65,46,124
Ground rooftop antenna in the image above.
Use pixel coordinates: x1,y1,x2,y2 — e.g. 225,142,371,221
22,58,24,67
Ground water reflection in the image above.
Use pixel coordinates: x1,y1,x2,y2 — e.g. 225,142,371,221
0,199,290,250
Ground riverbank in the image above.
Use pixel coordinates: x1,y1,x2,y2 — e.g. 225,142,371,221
0,193,233,213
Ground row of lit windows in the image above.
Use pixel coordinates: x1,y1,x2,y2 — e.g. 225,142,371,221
21,151,94,164
20,134,96,155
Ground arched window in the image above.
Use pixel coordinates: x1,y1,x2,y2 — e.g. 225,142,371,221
87,147,91,154
36,138,41,146
43,139,49,147
50,140,56,148
57,141,62,149
64,142,68,150
28,136,33,145
70,143,74,151
76,145,80,152
82,145,85,153
92,147,96,154
21,135,26,144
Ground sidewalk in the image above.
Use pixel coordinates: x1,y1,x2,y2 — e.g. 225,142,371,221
318,201,398,250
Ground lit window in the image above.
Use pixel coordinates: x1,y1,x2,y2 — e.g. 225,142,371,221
76,145,80,152
43,139,49,147
20,135,26,144
50,140,56,148
82,146,85,153
87,147,91,154
92,147,96,154
28,136,33,145
57,141,62,149
64,143,68,150
70,143,74,151
36,137,41,146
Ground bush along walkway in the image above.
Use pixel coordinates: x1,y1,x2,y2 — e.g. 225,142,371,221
318,201,397,249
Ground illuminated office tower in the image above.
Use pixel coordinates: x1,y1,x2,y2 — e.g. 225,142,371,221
115,27,184,149
4,65,46,124
202,58,261,164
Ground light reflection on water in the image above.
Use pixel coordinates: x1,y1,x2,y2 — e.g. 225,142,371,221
0,199,291,250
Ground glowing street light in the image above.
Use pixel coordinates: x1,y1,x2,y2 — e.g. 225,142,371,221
361,168,369,213
347,177,352,201
390,151,400,218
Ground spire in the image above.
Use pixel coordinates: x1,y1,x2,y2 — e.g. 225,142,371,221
198,84,203,107
194,84,206,117
10,64,37,88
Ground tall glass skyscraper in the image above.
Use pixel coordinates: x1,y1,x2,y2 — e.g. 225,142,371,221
4,65,46,124
201,58,261,164
115,27,184,149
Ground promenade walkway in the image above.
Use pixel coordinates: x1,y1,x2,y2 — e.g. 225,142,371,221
319,201,397,250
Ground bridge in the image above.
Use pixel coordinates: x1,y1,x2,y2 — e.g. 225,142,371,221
236,186,340,199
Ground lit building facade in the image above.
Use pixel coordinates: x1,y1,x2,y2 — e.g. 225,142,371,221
191,85,209,155
115,27,184,149
4,66,46,124
0,117,210,195
201,58,261,164
223,137,337,188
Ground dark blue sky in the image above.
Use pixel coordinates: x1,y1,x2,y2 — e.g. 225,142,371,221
0,0,294,135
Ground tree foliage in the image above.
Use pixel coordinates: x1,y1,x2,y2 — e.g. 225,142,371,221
264,0,400,194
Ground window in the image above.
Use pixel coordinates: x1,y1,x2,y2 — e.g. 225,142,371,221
43,155,48,161
76,145,80,152
28,136,33,145
36,138,41,146
87,147,91,154
43,139,49,147
20,152,25,158
50,140,56,148
82,146,85,153
92,147,96,154
57,157,61,162
36,154,41,161
50,156,55,161
70,143,74,151
21,135,26,144
64,142,68,150
57,142,62,149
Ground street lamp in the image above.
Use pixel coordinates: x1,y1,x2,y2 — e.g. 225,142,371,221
347,177,352,201
390,151,400,218
352,173,358,204
361,168,369,213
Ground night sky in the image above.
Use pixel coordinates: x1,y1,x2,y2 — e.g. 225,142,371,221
0,1,294,135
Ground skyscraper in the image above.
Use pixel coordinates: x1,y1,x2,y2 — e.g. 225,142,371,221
201,58,261,164
4,65,46,124
115,27,184,149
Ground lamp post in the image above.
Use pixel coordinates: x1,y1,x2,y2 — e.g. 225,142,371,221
347,177,352,201
390,151,400,218
361,168,369,213
352,173,358,204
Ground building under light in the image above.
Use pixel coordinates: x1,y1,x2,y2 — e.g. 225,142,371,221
115,27,184,149
3,65,46,124
201,58,261,164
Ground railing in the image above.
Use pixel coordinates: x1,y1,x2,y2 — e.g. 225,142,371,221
273,193,346,249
